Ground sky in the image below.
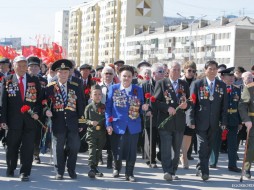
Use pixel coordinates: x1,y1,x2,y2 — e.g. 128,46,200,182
0,0,254,45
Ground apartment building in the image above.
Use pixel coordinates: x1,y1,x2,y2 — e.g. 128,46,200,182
67,0,164,67
125,16,254,71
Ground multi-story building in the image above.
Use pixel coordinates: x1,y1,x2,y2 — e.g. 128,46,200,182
68,0,164,67
125,16,254,71
0,37,22,50
54,10,70,55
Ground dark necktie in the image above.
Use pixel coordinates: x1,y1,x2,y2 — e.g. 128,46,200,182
19,76,24,101
61,84,67,105
210,82,213,94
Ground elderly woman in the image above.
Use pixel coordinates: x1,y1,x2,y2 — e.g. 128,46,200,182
105,65,148,182
180,61,197,169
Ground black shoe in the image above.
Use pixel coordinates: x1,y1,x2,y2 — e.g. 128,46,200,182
228,166,241,173
245,170,251,179
88,169,96,178
126,175,136,182
201,173,209,181
187,156,194,160
209,164,217,168
113,170,120,178
34,156,41,164
55,174,63,180
95,168,103,177
68,169,77,179
20,173,29,182
6,169,14,177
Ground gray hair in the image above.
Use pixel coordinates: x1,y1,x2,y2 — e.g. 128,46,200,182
151,63,164,73
242,71,252,78
167,60,182,69
101,66,115,76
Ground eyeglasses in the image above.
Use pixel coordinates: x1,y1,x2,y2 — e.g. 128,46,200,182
157,70,165,74
105,73,113,75
187,69,196,74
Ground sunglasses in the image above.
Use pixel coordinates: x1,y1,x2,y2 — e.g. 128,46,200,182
187,69,196,73
157,70,165,74
105,73,113,75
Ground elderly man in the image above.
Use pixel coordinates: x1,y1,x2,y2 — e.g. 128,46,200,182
153,60,190,181
0,56,42,181
187,60,228,181
143,63,165,168
45,59,85,180
0,57,11,76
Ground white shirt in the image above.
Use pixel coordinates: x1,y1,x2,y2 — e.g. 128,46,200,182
206,77,215,93
120,84,132,96
170,78,178,92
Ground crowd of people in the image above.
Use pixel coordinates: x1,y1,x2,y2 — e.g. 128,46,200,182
0,56,253,183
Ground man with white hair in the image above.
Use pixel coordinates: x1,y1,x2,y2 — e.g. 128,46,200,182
0,56,42,181
153,60,190,181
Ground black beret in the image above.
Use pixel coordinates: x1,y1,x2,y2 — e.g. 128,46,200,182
218,67,235,76
80,64,92,70
114,60,125,65
0,57,10,64
27,56,41,66
96,65,104,71
137,60,151,68
51,59,73,71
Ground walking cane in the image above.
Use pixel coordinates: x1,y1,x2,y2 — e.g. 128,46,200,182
149,115,152,167
240,128,250,182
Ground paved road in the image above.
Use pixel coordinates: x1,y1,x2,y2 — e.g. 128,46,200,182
0,144,253,190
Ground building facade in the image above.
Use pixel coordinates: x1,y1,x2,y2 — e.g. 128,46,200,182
0,37,22,50
125,16,254,71
67,0,164,67
54,10,70,55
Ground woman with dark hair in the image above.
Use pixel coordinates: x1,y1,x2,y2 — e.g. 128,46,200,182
105,65,148,182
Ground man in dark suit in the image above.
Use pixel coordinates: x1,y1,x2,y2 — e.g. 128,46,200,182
142,63,164,168
187,60,228,181
0,56,42,181
45,59,85,180
153,61,190,181
27,56,48,164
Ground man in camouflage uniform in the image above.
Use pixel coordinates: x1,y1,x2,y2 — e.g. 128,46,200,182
238,81,254,179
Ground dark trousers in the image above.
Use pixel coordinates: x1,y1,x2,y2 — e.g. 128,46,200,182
145,127,158,163
110,130,139,175
52,130,80,175
6,127,36,175
227,126,238,167
210,128,222,166
196,128,214,175
159,130,184,174
34,124,42,156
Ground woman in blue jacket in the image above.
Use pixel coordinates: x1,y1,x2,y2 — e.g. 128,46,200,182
105,65,148,182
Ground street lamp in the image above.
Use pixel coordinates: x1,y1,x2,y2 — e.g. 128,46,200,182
177,13,207,60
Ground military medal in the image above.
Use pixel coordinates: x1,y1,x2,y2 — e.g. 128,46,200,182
209,95,214,101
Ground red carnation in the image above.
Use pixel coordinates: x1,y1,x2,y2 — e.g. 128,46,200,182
227,88,232,94
191,93,197,104
137,75,144,80
108,116,114,123
150,96,156,103
21,105,31,113
145,93,151,99
91,77,101,83
84,88,91,95
42,99,48,106
221,129,228,141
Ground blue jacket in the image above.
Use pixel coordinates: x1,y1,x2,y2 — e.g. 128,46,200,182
105,83,144,134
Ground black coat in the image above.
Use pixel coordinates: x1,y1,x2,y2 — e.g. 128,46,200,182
1,73,42,129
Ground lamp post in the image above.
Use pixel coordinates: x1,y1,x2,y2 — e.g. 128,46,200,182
177,13,207,61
